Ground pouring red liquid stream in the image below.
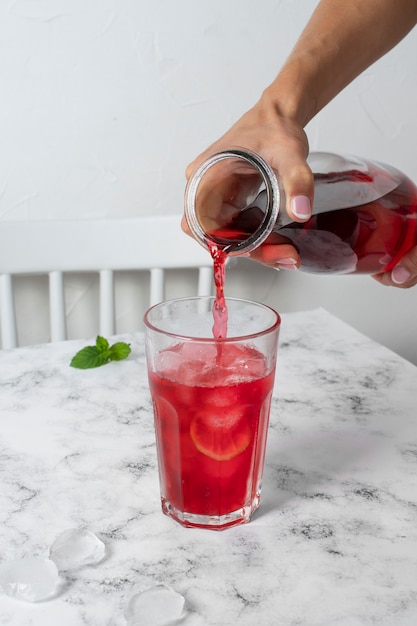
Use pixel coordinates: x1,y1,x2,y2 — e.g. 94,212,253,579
209,244,228,339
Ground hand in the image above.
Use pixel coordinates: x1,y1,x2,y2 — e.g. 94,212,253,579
372,246,417,288
182,90,314,270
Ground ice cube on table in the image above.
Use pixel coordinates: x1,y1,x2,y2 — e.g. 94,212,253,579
0,557,59,602
49,528,105,571
124,583,186,626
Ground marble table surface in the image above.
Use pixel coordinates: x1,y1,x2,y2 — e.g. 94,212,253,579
1,308,417,626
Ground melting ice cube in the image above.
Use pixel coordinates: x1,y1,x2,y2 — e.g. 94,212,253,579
0,557,59,602
49,528,105,571
124,583,185,626
155,345,184,378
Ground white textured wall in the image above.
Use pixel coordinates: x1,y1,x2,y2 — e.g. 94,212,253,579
1,1,417,363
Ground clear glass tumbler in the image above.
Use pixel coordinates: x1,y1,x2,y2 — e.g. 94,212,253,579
144,296,281,530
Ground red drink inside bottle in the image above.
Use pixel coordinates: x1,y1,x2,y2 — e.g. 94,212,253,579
148,341,275,530
277,163,417,274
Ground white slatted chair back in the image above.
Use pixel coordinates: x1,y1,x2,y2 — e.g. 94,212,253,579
0,215,213,349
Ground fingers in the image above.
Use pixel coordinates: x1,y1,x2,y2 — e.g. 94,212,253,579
372,246,417,288
248,242,301,270
181,215,190,235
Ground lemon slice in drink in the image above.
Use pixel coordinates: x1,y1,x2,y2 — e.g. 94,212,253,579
190,410,251,461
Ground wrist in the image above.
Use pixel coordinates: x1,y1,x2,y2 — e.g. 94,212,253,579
260,71,316,129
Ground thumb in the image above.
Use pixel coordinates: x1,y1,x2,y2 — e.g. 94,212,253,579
273,156,314,223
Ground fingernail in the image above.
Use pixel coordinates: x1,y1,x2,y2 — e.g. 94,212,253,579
391,265,411,284
291,195,311,220
379,253,393,265
275,258,298,271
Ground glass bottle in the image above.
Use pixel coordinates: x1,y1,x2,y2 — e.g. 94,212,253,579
184,149,417,274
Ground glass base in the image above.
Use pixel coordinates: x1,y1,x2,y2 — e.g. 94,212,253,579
161,495,261,531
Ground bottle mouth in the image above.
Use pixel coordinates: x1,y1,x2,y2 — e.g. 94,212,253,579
184,148,281,256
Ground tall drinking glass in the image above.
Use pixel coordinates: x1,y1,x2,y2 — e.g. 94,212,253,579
144,296,280,531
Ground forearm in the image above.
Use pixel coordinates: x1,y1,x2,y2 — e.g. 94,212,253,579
263,0,417,126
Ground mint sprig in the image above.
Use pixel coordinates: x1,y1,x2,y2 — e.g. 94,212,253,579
70,336,131,369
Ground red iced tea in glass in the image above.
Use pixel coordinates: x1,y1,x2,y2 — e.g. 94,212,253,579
145,297,280,530
148,341,275,529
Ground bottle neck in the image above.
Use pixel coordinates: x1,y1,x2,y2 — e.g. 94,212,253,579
184,148,282,256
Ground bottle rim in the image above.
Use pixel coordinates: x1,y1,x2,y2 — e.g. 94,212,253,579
184,148,281,255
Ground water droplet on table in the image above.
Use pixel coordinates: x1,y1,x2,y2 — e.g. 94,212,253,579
124,583,186,626
0,557,59,602
49,528,106,571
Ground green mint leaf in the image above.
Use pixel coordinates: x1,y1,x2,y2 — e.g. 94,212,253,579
96,335,110,353
70,346,110,369
109,341,131,361
70,337,132,369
